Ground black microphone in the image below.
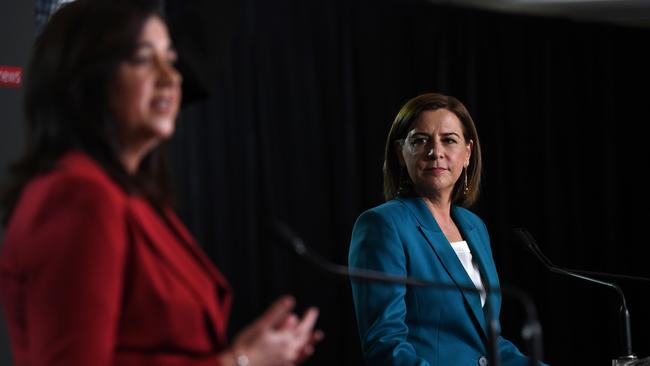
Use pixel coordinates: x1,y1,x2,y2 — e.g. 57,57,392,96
271,219,544,366
556,269,650,284
512,228,638,364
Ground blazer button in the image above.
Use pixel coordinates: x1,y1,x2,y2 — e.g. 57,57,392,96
478,356,488,366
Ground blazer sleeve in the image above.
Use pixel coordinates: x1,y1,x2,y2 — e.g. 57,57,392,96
20,176,128,366
499,336,550,366
348,210,430,366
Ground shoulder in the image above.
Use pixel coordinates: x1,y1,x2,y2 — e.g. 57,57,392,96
357,199,409,221
2,153,130,271
8,153,127,230
351,199,422,241
35,152,124,202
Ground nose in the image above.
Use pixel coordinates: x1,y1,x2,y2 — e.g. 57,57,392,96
156,59,182,87
426,142,443,159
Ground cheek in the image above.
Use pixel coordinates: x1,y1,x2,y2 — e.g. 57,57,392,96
112,79,152,121
127,79,152,109
402,154,421,177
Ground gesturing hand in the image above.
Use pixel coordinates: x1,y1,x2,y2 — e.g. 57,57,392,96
226,295,323,366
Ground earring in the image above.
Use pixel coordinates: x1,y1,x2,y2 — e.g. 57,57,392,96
397,167,413,196
463,166,469,195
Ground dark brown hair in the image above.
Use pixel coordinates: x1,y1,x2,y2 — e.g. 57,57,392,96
383,93,482,207
2,0,171,224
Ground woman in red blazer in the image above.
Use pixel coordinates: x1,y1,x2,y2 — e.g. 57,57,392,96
0,0,321,365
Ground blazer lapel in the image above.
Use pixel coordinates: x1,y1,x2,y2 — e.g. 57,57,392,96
163,208,232,294
452,209,500,324
163,207,233,329
400,197,488,337
126,198,231,342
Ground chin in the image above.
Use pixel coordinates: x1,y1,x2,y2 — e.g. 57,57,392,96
152,118,176,139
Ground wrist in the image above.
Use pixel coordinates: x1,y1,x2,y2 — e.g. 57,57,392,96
217,347,250,366
234,352,250,366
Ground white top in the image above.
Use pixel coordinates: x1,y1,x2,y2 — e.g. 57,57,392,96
450,240,486,307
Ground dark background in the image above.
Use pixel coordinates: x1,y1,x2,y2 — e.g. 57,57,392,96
166,0,650,365
3,0,650,365
0,1,32,365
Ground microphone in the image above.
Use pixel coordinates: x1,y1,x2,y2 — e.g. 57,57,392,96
554,269,650,284
271,219,544,366
512,228,641,365
272,218,481,287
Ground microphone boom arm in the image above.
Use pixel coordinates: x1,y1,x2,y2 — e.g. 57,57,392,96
513,228,635,360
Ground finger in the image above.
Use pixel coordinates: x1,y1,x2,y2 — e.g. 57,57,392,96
302,345,314,356
295,329,324,364
296,345,314,363
311,329,325,343
301,330,324,355
251,295,295,331
278,313,299,330
295,307,319,336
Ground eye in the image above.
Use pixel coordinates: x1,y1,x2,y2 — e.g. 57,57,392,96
442,137,457,144
410,137,429,146
128,51,153,66
129,55,151,65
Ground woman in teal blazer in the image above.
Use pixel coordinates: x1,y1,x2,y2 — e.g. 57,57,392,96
349,93,547,365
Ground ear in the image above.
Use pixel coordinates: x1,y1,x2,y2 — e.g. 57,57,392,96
395,140,406,167
465,139,473,167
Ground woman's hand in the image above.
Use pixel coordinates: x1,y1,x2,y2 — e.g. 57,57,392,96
220,295,323,366
276,310,325,364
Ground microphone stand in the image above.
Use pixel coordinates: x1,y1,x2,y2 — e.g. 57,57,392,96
555,269,650,284
512,228,650,366
272,220,544,366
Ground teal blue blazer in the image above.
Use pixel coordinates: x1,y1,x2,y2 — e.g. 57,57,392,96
349,196,546,365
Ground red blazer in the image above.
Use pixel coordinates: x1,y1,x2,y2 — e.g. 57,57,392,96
0,152,232,366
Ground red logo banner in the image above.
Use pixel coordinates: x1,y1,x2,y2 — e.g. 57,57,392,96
0,65,23,88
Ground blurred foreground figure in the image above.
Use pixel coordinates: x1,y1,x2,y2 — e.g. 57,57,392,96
0,1,322,365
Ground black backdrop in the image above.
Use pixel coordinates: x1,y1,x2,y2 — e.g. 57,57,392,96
165,0,650,364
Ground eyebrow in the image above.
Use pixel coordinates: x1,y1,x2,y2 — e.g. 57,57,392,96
135,41,153,50
410,131,461,138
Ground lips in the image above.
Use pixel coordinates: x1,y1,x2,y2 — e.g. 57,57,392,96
424,167,448,174
150,95,177,114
